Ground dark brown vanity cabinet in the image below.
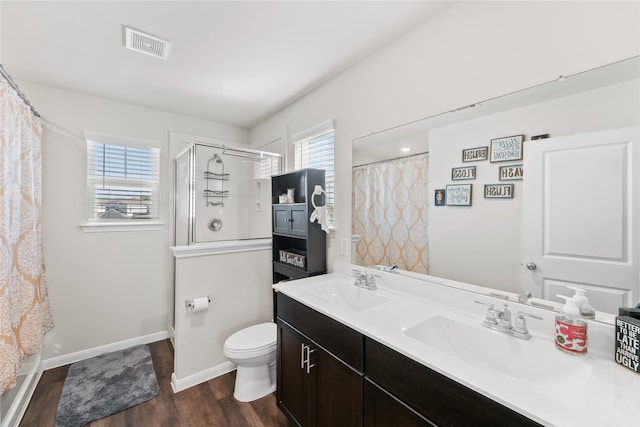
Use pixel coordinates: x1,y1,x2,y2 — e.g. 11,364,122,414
276,292,363,427
275,292,541,427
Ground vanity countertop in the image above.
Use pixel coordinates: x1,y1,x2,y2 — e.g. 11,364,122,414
273,262,640,427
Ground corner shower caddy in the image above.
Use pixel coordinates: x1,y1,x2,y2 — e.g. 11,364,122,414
204,154,230,207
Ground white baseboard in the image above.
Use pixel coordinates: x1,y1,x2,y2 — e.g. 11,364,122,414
41,330,170,370
170,361,236,393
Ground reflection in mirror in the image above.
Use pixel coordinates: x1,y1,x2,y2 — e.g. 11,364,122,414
352,56,640,319
353,153,429,273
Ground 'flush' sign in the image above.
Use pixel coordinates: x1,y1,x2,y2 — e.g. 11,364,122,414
615,316,640,374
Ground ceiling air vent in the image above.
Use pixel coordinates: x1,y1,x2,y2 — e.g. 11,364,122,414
123,26,170,60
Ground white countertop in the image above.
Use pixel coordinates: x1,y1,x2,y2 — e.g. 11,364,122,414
273,262,640,427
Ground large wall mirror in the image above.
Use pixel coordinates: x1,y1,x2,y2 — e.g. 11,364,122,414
352,56,640,320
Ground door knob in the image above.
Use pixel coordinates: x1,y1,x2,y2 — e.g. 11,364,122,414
525,262,537,271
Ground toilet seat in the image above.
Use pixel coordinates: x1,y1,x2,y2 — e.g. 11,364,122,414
224,322,277,359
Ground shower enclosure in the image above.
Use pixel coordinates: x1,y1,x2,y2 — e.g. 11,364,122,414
174,142,282,245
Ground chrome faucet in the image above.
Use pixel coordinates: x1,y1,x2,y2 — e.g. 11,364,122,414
375,264,399,272
352,269,378,290
475,301,542,340
518,291,532,304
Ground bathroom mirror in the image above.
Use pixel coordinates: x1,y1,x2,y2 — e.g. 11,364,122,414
352,56,640,320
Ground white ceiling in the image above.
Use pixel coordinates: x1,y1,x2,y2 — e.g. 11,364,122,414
1,1,453,128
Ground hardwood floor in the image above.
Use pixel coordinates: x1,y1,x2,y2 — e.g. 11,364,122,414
20,340,292,427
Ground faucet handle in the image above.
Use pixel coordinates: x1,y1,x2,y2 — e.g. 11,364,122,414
474,300,494,309
518,311,542,320
475,300,499,325
511,311,543,339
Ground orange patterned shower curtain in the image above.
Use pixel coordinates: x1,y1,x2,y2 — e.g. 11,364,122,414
0,78,53,395
352,153,429,274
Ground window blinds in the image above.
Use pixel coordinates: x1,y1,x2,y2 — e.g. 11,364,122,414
254,155,282,179
293,123,335,221
87,139,160,220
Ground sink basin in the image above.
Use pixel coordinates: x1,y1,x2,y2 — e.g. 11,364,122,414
404,316,592,401
300,280,389,312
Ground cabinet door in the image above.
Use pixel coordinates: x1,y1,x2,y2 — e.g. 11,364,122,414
289,205,308,237
278,320,363,427
364,379,434,427
273,205,292,235
278,325,313,426
316,348,363,427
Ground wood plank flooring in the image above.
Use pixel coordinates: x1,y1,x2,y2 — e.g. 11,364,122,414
20,340,292,427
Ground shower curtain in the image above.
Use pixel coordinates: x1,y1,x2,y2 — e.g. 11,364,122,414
0,78,53,395
352,153,429,274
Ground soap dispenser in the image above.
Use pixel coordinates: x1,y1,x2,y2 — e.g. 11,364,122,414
555,294,588,355
567,286,596,320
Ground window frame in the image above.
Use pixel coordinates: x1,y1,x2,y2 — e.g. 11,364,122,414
81,132,163,233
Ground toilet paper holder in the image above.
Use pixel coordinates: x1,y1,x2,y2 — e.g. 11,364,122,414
185,295,211,309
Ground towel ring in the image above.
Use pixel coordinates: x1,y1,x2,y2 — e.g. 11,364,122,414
311,185,326,208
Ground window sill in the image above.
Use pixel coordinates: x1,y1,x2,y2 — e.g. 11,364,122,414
80,221,165,233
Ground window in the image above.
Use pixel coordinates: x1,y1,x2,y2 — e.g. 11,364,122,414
292,120,334,223
254,154,282,180
86,133,160,224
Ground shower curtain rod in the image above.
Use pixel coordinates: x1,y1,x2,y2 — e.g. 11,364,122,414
353,150,429,169
0,64,40,118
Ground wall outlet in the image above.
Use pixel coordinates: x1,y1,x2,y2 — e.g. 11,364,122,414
340,238,349,256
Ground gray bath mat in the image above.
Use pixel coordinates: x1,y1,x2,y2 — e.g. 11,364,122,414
55,344,159,427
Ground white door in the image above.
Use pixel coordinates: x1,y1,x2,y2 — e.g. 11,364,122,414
522,126,639,313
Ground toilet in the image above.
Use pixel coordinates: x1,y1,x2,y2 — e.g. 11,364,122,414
223,322,277,402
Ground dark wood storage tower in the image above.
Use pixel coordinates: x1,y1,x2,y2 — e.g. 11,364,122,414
271,168,327,283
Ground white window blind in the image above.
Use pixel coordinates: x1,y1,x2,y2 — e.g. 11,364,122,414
293,121,334,222
86,136,160,221
254,155,282,180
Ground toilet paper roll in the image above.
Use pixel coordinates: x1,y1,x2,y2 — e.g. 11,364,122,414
191,296,210,312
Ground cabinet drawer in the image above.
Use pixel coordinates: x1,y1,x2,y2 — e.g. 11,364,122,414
365,337,541,427
277,292,364,371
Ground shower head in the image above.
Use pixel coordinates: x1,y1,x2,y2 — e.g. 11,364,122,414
212,154,223,164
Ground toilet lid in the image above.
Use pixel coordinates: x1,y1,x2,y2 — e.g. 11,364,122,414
225,322,277,351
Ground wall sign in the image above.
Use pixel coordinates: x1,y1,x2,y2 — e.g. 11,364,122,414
498,164,523,181
615,316,640,374
434,189,446,206
484,184,514,199
451,166,476,181
462,146,488,162
446,184,472,206
490,135,524,162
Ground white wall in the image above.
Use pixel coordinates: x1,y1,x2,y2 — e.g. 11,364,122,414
250,1,640,282
429,79,640,292
17,81,248,365
172,247,273,388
